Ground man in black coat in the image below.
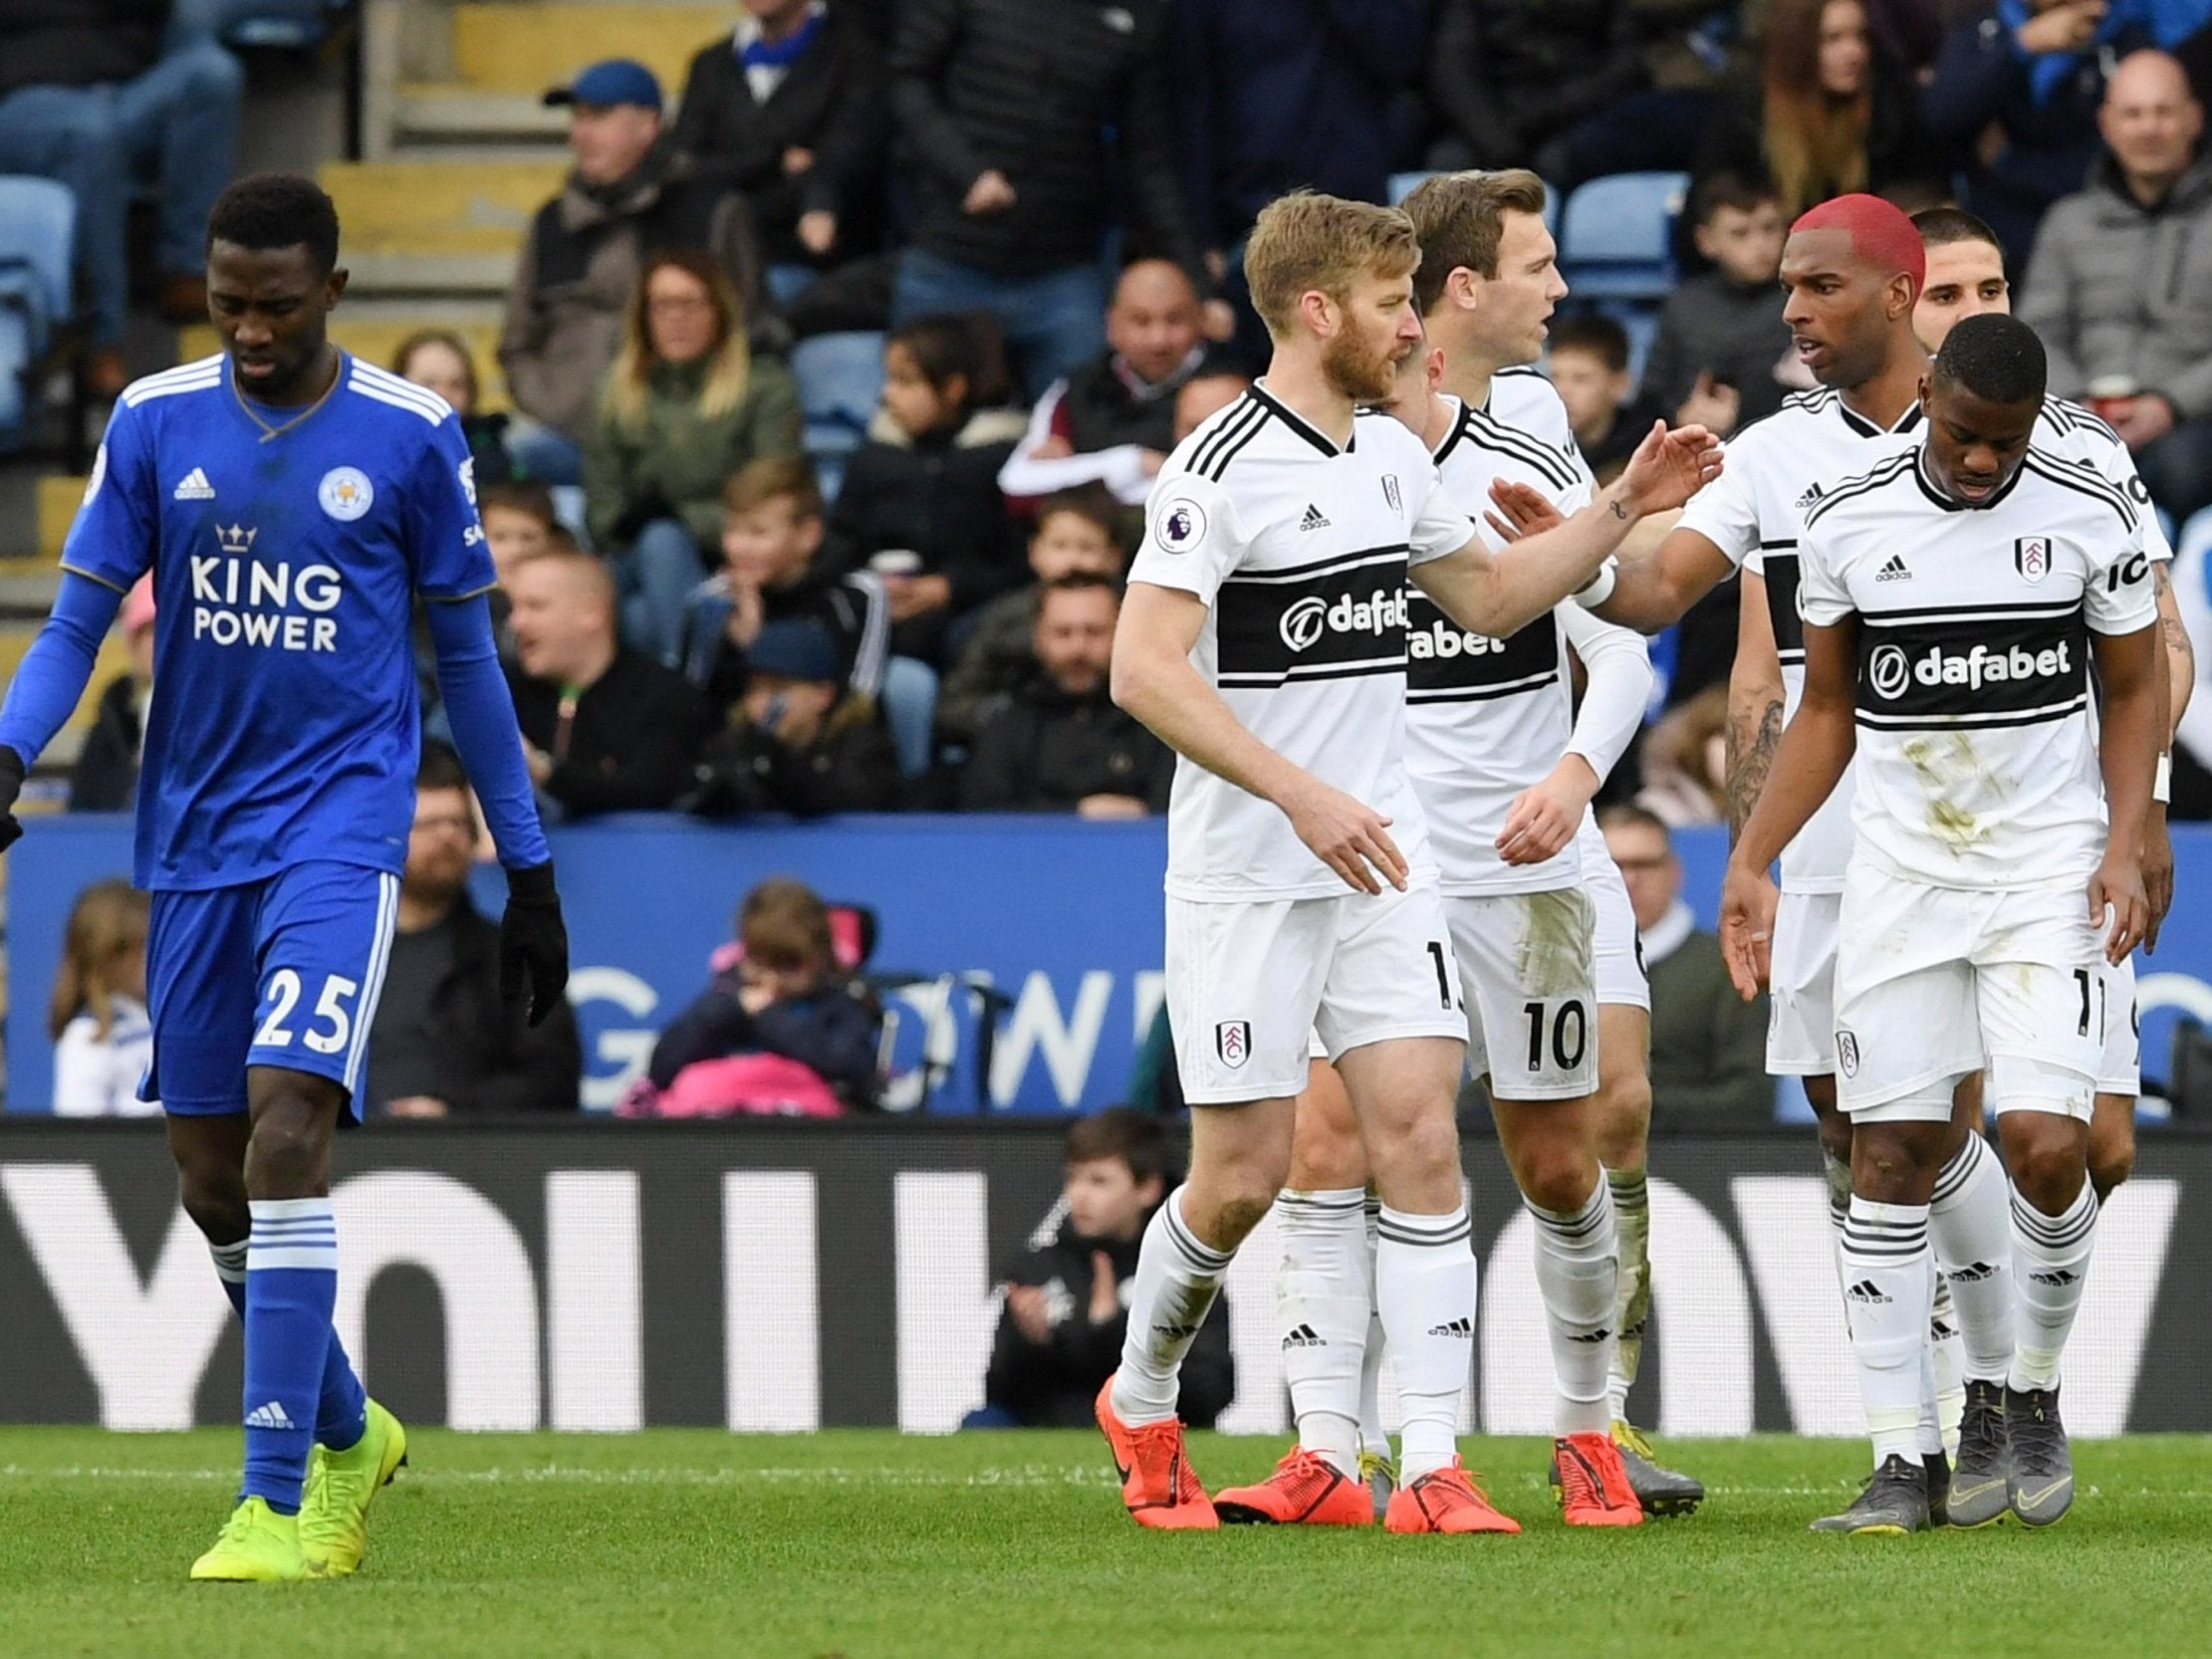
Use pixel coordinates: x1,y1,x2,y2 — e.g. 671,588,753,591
369,745,583,1118
886,0,1214,398
504,550,718,815
978,1108,1234,1428
961,575,1171,817
670,0,888,274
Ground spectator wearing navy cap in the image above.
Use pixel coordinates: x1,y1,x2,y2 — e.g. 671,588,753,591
690,618,902,816
497,56,768,480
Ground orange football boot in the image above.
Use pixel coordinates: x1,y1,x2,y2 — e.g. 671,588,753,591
1554,1432,1646,1527
1383,1458,1522,1535
1096,1376,1218,1530
1215,1448,1374,1526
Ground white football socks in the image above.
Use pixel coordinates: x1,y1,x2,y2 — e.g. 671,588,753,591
1111,1187,1231,1426
1274,1188,1368,1479
1930,1132,2015,1384
1605,1166,1650,1423
1841,1197,1935,1468
2010,1179,2097,1393
1375,1204,1475,1482
1356,1194,1389,1461
1527,1182,1618,1436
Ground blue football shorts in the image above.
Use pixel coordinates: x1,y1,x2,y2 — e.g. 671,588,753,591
142,859,400,1118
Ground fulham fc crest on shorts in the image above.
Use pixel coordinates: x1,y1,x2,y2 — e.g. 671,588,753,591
2014,537,2052,583
1215,1021,1251,1069
1836,1029,1861,1078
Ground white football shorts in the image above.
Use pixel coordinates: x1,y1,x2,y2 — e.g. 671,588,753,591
1168,881,1467,1106
1447,886,1599,1101
1766,889,1840,1076
1834,871,2104,1124
1579,816,1651,1011
2097,952,2141,1096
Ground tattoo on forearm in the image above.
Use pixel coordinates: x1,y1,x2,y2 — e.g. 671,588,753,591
1726,698,1784,843
1610,499,1627,521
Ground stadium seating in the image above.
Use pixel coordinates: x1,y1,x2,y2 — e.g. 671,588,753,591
221,0,351,50
791,330,884,504
0,178,77,455
1557,171,1689,303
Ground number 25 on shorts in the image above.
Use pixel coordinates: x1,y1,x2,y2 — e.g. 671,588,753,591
253,969,362,1056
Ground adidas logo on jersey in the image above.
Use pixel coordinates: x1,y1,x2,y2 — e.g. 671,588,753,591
1867,639,2074,701
1874,554,1912,583
1794,481,1826,512
1845,1280,1892,1304
1426,1316,1474,1338
172,467,215,500
1283,1323,1328,1349
244,1400,296,1430
1299,503,1331,531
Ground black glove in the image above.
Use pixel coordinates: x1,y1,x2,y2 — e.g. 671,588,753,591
0,745,24,854
499,860,570,1027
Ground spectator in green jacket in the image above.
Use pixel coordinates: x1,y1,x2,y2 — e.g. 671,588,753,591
585,247,802,663
1599,805,1775,1126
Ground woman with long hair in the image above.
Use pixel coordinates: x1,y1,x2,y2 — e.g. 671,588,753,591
1698,0,1946,218
392,328,516,486
584,249,802,662
49,878,158,1116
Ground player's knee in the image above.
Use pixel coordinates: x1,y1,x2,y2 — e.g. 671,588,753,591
2006,1135,2088,1215
1373,1103,1459,1189
1815,1104,1854,1170
177,1178,249,1245
1594,1070,1651,1167
243,1099,329,1195
1851,1120,1944,1201
2089,1141,2133,1204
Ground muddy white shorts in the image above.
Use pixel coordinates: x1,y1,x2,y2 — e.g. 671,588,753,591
1446,885,1598,1101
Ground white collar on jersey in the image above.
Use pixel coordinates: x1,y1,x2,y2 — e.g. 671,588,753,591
1836,394,1923,440
1911,442,2028,513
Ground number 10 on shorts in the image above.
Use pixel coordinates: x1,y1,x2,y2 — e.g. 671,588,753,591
253,969,363,1056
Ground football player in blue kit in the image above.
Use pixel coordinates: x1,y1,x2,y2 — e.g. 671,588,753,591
0,174,569,1582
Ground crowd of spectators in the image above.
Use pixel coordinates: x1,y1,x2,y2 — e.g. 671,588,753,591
21,0,2212,1116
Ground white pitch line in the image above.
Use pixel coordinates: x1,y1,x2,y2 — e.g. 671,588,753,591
0,1463,1123,1490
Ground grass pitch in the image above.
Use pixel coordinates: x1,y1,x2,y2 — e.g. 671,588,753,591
4,1428,2211,1658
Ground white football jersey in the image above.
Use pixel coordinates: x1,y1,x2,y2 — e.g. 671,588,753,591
1674,386,2168,893
1130,381,1476,901
1798,440,2157,890
1405,371,1624,895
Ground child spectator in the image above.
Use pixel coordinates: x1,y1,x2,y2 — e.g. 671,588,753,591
478,479,560,596
584,249,803,663
69,576,153,812
974,1108,1233,1428
689,619,901,817
635,875,883,1116
393,329,516,486
50,878,158,1117
1547,315,1663,484
959,577,1172,817
824,315,1030,665
675,456,889,711
935,488,1123,744
1640,173,1797,436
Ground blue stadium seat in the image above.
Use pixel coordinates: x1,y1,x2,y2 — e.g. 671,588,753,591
220,0,348,50
1558,171,1689,302
792,330,885,503
0,176,77,453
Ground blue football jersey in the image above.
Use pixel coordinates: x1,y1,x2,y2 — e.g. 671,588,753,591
62,353,497,890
